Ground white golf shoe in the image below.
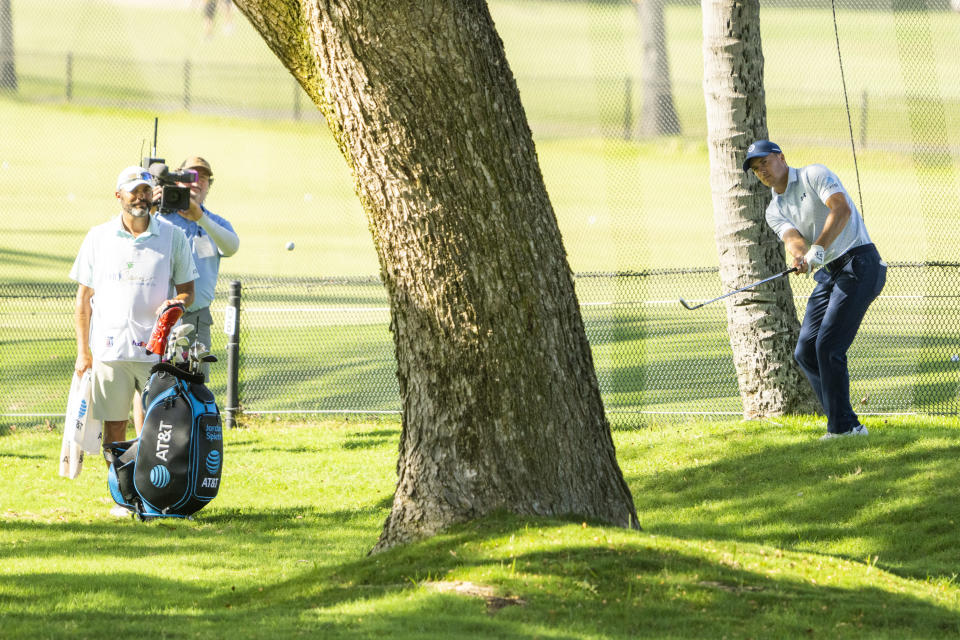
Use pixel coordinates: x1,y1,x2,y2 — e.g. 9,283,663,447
819,425,868,440
109,504,133,518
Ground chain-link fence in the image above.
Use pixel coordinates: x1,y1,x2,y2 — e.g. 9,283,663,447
4,263,958,420
2,1,960,422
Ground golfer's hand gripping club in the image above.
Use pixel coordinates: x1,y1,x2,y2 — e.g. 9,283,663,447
679,267,798,311
800,244,825,277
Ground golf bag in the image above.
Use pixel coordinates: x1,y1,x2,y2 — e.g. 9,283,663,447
104,363,223,519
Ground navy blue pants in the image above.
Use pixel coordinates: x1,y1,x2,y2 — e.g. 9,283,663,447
794,244,886,434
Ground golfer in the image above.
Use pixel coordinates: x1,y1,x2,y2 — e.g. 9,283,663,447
744,140,886,439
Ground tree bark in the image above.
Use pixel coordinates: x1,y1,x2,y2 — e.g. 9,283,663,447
0,0,16,91
233,0,639,551
636,0,680,136
701,0,819,418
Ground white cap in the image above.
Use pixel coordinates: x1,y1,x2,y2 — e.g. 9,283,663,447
116,165,153,192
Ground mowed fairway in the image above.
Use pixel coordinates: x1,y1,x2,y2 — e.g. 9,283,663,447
1,99,957,417
0,100,946,281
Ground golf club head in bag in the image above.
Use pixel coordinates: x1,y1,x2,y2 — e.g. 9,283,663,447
171,323,195,342
187,342,218,376
165,324,195,364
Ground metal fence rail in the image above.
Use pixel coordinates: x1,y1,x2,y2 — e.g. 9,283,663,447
3,265,958,423
12,49,960,150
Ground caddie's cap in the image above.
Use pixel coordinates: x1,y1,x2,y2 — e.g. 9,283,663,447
179,155,213,177
742,140,783,172
116,165,153,192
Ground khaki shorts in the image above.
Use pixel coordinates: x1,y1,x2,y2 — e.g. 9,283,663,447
91,360,155,422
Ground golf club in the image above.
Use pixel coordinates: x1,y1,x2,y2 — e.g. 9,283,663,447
171,323,195,341
175,338,190,365
188,342,216,375
166,336,190,365
679,267,798,311
162,324,195,363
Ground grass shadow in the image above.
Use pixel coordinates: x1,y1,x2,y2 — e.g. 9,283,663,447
625,422,960,581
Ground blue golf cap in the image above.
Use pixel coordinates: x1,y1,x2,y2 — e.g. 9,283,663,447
742,140,782,172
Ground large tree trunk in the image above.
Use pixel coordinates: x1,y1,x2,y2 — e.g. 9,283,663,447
234,0,639,551
701,0,818,417
0,0,16,91
636,0,680,136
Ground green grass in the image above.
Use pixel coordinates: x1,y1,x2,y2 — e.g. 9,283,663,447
0,100,954,282
3,415,960,638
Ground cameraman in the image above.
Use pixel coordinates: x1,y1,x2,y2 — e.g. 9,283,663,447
154,156,239,379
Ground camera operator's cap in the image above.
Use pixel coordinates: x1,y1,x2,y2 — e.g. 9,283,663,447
116,165,153,192
743,140,782,172
179,156,213,177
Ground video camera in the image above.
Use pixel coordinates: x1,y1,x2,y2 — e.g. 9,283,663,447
141,117,197,214
144,161,197,214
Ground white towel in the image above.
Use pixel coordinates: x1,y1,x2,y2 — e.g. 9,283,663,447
58,371,103,479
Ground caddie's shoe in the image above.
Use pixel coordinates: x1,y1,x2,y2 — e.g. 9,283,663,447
819,425,868,440
109,504,133,518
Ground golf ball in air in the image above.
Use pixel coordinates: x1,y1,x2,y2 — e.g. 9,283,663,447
952,354,959,362
286,241,295,251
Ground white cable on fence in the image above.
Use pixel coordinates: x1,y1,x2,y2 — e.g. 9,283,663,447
239,293,944,316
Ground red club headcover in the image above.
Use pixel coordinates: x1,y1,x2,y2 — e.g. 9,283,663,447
145,301,185,356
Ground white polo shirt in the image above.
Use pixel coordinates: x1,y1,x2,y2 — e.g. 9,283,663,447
70,215,198,362
765,164,872,264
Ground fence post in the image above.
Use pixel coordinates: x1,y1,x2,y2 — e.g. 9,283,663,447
183,59,191,110
224,280,241,428
623,75,633,141
66,52,73,101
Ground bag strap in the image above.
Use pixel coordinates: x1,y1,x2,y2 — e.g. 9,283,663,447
150,362,205,385
103,438,139,466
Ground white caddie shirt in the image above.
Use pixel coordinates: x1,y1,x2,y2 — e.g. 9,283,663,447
70,215,198,362
765,164,873,264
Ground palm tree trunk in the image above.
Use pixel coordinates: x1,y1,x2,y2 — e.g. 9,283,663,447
636,0,680,136
701,0,819,417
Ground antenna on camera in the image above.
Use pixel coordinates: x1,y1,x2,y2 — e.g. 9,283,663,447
151,117,158,159
140,116,196,214
142,116,164,169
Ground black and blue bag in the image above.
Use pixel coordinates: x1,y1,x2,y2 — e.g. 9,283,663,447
104,363,223,519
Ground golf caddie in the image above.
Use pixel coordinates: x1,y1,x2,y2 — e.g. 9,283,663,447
71,166,197,515
744,140,887,440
